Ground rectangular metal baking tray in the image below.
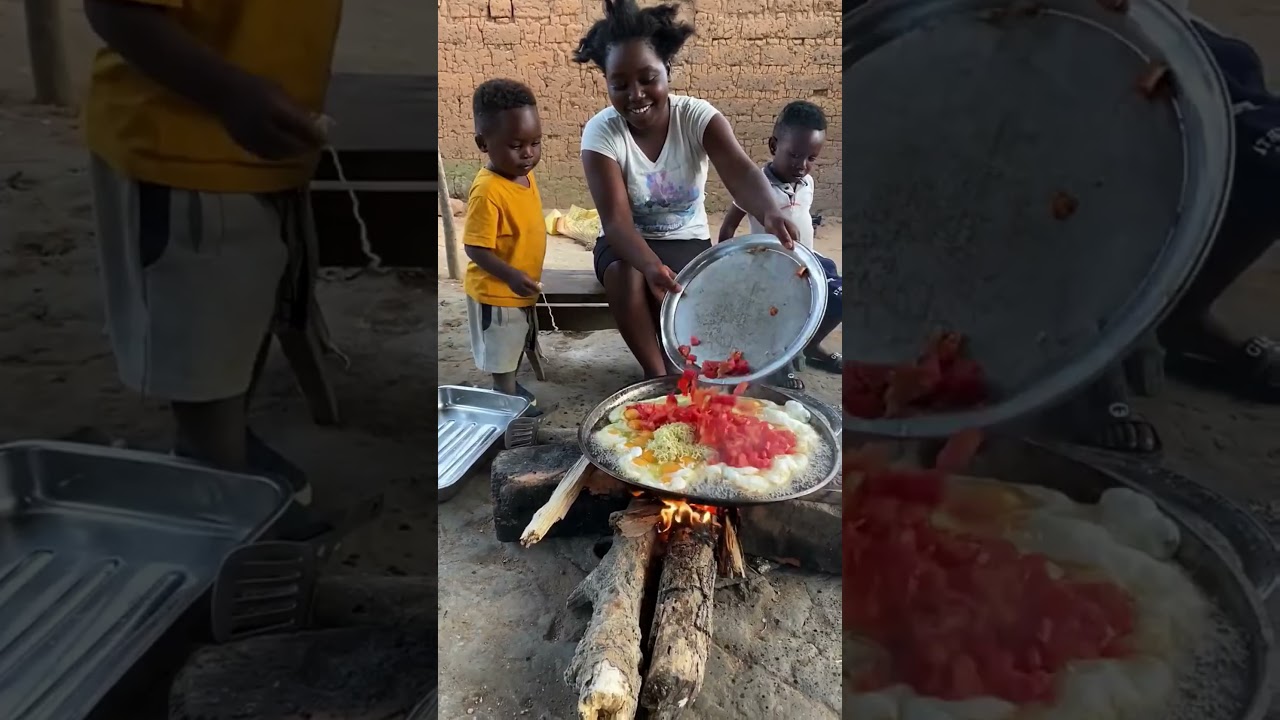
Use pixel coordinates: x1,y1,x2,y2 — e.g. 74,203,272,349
0,440,291,720
438,385,529,500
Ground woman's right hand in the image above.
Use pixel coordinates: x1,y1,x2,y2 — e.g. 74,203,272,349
642,261,682,300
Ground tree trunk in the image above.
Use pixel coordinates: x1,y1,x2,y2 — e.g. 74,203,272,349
641,523,717,718
563,501,661,720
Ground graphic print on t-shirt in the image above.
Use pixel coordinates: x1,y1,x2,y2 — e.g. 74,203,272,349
631,167,701,236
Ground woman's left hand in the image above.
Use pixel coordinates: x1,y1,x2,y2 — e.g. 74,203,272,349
762,212,799,250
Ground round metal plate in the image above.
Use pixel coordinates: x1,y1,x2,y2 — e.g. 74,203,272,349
842,0,1233,437
659,236,828,385
577,376,841,506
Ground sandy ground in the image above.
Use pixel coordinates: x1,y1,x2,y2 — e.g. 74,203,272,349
0,0,1278,718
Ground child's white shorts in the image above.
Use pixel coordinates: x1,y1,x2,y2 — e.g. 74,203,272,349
466,297,531,374
90,155,313,403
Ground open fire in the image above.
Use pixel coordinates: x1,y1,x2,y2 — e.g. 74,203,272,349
627,491,724,533
504,443,841,719
658,498,720,532
544,490,742,718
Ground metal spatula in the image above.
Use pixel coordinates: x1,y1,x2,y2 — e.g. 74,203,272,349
210,540,321,642
210,494,384,643
504,416,540,449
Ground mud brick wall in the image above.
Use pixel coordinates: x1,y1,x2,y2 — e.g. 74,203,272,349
438,0,842,215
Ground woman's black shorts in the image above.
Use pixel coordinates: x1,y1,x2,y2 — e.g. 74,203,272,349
592,237,712,285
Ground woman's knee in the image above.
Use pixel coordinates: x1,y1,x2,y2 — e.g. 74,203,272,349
603,261,645,299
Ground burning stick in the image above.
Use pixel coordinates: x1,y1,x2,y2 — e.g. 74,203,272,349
641,514,718,718
565,500,662,720
521,456,591,547
718,511,746,579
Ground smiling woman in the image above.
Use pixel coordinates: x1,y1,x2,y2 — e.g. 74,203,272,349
572,0,803,380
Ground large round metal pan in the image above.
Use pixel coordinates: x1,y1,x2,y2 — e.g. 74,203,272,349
850,435,1276,719
578,377,841,506
774,387,844,440
659,236,828,386
841,0,1234,438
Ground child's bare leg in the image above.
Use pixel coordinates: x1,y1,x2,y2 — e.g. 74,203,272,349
805,316,842,358
492,371,518,396
801,313,843,375
172,396,250,470
239,331,314,503
800,256,844,374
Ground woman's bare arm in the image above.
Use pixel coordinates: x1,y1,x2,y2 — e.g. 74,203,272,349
582,149,662,271
702,114,780,228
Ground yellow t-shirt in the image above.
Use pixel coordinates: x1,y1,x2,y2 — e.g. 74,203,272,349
462,169,547,308
83,0,342,193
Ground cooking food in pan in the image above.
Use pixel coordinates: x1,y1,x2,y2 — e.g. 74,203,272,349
593,373,820,496
844,466,1213,720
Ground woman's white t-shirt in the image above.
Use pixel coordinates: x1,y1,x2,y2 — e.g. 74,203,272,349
580,94,721,241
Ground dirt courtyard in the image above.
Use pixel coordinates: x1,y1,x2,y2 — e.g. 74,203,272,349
0,1,1279,720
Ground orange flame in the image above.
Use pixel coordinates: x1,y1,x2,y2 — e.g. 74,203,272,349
659,499,720,533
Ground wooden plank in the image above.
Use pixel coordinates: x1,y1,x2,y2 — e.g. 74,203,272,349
439,153,461,280
540,269,605,298
534,266,613,329
534,305,616,333
315,73,436,183
309,74,437,269
24,0,71,106
323,73,436,152
312,189,431,268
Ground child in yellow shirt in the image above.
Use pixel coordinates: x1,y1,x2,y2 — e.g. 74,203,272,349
82,0,340,503
463,79,548,415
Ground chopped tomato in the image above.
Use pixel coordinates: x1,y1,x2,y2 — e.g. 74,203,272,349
769,306,779,316
627,371,795,469
721,350,751,376
844,332,988,419
699,349,751,379
846,466,1137,704
677,367,699,395
935,428,984,474
678,344,691,358
690,335,701,346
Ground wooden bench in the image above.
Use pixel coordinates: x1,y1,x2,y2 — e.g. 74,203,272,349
527,269,617,381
